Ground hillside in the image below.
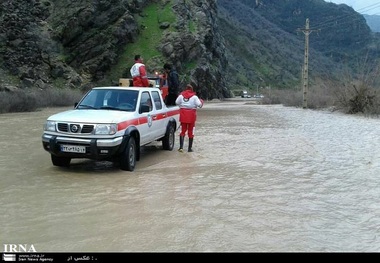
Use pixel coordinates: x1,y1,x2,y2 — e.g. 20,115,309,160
217,0,380,91
217,0,340,90
0,0,228,99
364,14,380,32
1,0,380,100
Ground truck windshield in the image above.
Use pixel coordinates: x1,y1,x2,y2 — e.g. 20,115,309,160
77,89,139,112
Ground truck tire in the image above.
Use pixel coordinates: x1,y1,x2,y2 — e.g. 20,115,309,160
51,155,71,167
120,136,136,171
162,124,175,151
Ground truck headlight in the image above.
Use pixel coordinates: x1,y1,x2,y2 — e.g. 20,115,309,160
95,124,117,135
44,120,56,132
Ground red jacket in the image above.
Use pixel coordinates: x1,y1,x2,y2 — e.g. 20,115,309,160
176,90,203,124
130,62,149,87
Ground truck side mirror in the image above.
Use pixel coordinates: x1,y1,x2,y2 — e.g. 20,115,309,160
139,104,150,114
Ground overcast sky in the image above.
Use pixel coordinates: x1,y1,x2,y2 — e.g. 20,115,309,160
328,0,380,15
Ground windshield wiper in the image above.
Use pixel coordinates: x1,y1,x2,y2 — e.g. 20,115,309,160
77,104,97,109
99,106,119,110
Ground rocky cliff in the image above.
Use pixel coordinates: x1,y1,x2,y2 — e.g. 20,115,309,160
0,0,228,99
2,0,377,100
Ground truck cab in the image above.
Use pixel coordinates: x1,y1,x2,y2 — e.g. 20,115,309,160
119,77,169,103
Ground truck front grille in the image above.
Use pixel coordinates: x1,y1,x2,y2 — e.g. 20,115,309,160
81,125,94,133
57,123,94,134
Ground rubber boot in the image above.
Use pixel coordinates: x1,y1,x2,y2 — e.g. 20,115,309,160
188,138,193,152
178,136,184,152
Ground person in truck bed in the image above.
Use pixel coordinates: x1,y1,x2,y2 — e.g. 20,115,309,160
175,84,204,152
130,55,150,87
163,63,179,106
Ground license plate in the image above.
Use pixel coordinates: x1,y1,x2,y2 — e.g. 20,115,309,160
60,145,86,153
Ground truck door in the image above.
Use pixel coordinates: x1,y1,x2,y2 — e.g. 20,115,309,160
138,91,155,145
151,90,168,140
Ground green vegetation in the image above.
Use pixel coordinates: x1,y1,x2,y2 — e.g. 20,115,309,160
183,61,197,72
188,20,196,33
100,1,177,85
157,1,177,27
51,77,68,90
218,0,380,100
2,0,380,116
0,72,20,87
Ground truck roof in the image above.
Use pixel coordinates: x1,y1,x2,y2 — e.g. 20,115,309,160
92,86,161,92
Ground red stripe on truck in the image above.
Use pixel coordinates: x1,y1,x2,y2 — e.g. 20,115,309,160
117,109,179,131
167,109,180,116
117,119,140,131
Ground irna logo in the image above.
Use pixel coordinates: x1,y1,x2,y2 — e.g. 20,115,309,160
3,244,37,253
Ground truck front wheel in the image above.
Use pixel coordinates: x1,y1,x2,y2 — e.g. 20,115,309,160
51,155,71,167
162,124,175,150
120,136,136,171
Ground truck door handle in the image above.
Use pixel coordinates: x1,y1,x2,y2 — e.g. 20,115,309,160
152,115,157,120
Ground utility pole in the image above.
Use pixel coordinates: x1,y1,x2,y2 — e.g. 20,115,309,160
297,19,319,109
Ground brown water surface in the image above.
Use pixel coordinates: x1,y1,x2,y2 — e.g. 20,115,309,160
1,101,379,252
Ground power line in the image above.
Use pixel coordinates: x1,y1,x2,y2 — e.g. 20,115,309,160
312,2,380,30
301,3,376,46
292,3,378,109
354,2,380,15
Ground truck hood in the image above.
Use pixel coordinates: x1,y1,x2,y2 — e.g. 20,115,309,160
47,109,134,124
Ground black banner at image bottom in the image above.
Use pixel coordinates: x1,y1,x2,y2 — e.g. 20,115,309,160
2,252,173,262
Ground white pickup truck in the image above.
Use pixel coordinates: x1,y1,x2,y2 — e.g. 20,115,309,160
42,86,180,171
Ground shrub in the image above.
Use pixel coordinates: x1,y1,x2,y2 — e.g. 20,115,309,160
0,88,84,114
34,88,83,108
334,83,380,115
0,90,38,113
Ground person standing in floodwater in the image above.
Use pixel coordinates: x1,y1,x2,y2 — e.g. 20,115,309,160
175,84,204,152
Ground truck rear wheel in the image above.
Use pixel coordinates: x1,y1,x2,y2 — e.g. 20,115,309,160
120,136,136,171
51,155,71,167
162,124,175,151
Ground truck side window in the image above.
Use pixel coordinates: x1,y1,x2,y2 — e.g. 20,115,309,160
151,91,162,110
140,92,152,112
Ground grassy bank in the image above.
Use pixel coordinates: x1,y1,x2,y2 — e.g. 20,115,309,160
0,88,84,114
259,79,380,116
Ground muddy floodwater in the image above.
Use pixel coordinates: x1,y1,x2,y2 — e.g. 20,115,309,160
1,101,380,252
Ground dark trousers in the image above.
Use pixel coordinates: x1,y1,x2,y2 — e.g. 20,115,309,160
165,93,178,106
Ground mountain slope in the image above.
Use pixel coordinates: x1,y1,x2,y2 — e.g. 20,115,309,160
364,14,380,32
217,0,380,90
1,0,380,99
217,0,341,90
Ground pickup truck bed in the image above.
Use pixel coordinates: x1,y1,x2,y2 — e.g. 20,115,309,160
42,86,180,171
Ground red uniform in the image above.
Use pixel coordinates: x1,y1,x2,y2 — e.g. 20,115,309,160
175,86,203,152
130,62,149,87
175,89,204,138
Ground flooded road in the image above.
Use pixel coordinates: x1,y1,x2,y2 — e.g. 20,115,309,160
1,101,380,252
